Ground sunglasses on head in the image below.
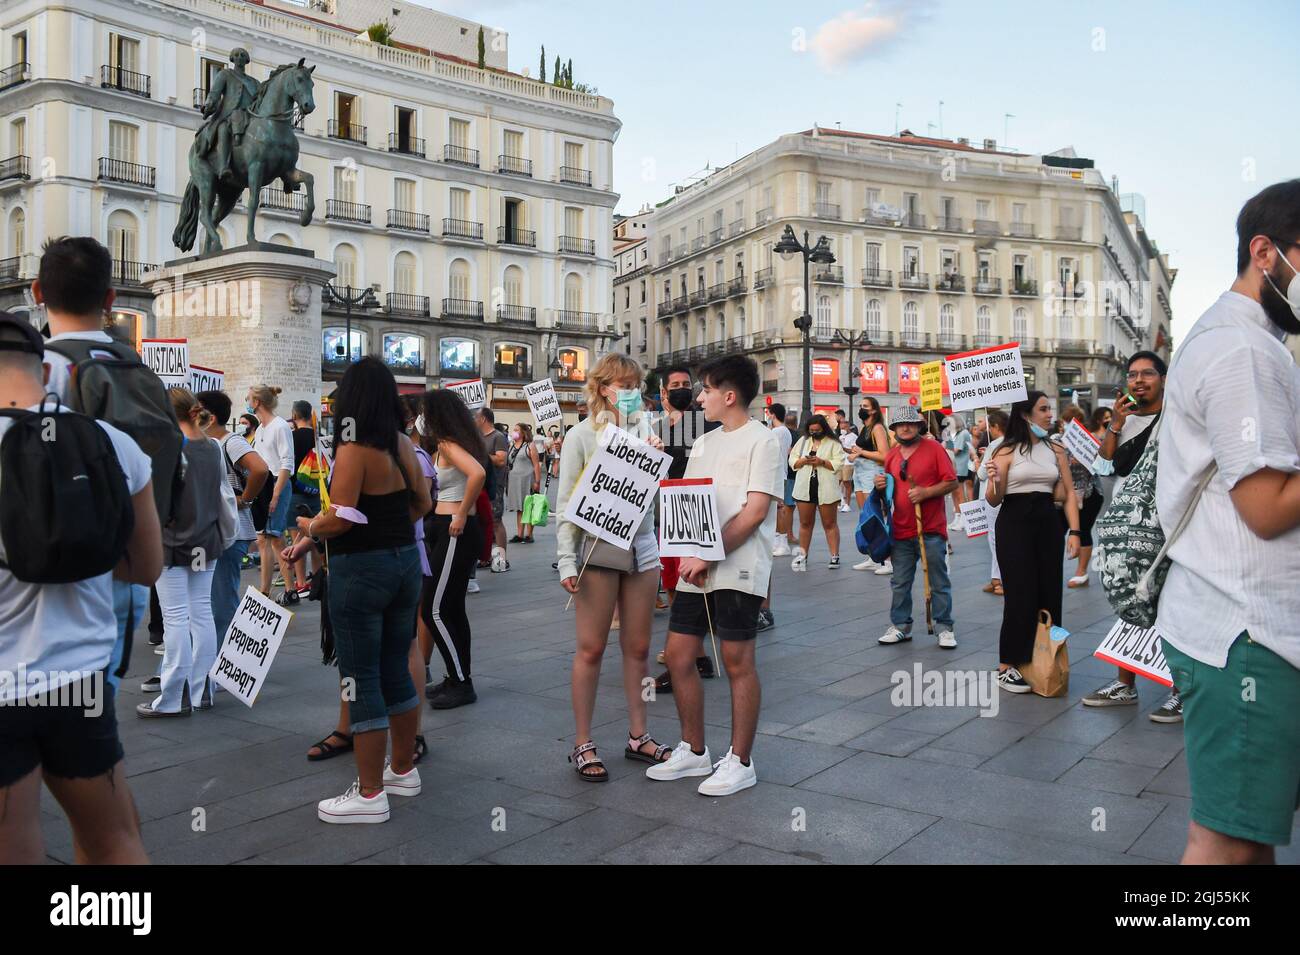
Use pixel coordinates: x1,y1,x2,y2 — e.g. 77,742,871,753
899,459,909,483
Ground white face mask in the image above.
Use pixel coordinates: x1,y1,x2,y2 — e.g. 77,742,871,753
1265,244,1300,319
414,413,428,437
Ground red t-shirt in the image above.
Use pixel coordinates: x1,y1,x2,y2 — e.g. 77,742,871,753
883,437,957,540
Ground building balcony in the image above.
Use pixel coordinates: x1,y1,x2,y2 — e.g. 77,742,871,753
689,288,708,308
656,300,675,319
936,333,967,352
862,209,896,226
901,212,927,230
690,235,707,253
813,265,844,284
936,274,965,294
555,309,599,331
498,226,536,248
673,244,688,259
709,227,723,245
899,271,930,290
97,157,155,188
558,235,595,256
443,144,480,168
111,259,156,287
1009,279,1039,297
972,333,1000,348
937,216,963,232
706,282,727,302
328,120,367,145
387,209,430,233
0,155,30,182
815,201,841,220
441,298,483,321
728,218,744,238
100,64,150,98
867,330,894,347
325,199,371,225
1056,225,1083,241
1009,222,1035,238
386,293,430,318
688,344,707,362
861,268,893,288
323,285,377,311
669,348,689,367
755,207,774,227
0,254,33,283
671,294,689,314
495,304,537,327
498,154,532,177
973,219,1001,236
388,133,425,157
727,276,747,297
442,218,484,241
973,277,1002,296
559,165,592,186
192,86,208,110
1054,339,1094,355
753,267,774,289
897,332,932,350
0,62,29,90
259,187,307,214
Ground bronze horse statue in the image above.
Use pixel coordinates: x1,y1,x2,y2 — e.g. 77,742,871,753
173,58,317,254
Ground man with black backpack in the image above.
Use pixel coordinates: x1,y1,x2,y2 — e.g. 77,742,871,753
36,237,183,688
0,313,161,862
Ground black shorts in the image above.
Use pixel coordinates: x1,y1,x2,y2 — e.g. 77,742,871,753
669,590,765,642
250,480,272,533
0,674,124,788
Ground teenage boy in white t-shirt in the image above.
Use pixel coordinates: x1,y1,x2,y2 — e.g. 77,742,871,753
647,355,783,796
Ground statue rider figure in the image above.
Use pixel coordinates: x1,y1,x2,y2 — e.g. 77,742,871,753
200,48,260,182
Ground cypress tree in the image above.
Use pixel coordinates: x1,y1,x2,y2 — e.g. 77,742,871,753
539,45,546,82
554,55,561,86
477,27,485,68
566,58,573,88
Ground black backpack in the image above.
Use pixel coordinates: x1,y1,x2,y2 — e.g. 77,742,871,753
0,403,134,583
46,338,184,525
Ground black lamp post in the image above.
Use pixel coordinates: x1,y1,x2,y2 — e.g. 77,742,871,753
832,328,872,412
327,282,378,364
773,225,835,424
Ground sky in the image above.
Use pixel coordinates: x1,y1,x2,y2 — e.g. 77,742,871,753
416,0,1300,345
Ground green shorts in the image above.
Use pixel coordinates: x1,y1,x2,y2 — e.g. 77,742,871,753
1164,632,1300,846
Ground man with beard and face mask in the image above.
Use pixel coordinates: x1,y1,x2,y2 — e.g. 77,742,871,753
1148,181,1300,865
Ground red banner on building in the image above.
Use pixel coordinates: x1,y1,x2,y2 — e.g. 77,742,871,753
898,362,922,394
812,358,840,393
859,360,889,394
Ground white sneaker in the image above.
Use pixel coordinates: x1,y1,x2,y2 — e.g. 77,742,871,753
873,560,893,575
382,757,422,796
853,558,877,571
948,515,964,531
772,539,791,558
938,629,957,649
878,625,911,645
466,579,480,594
839,502,850,513
790,548,807,573
490,545,509,573
317,780,390,824
646,741,713,781
697,748,757,796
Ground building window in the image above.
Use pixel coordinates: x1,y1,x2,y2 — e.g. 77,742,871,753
108,120,137,163
439,337,479,376
903,301,919,341
640,279,646,303
557,346,588,383
449,187,470,221
493,341,530,379
8,208,25,258
1058,366,1081,386
106,209,138,262
324,327,367,362
815,295,831,336
393,251,417,295
564,273,584,311
109,33,140,73
503,265,523,306
394,178,416,211
449,258,471,301
1013,306,1028,341
383,333,424,371
762,359,779,394
865,298,882,339
394,106,417,152
448,117,470,148
333,243,357,287
903,245,920,277
977,305,992,338
939,303,955,339
332,165,355,203
1024,365,1036,390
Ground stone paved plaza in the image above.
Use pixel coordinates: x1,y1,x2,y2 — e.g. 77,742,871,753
40,512,1300,864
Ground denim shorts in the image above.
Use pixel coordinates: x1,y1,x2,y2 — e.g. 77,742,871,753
264,488,294,536
0,674,123,788
852,458,883,492
328,545,422,734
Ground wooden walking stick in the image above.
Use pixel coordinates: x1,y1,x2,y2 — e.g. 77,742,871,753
914,500,935,636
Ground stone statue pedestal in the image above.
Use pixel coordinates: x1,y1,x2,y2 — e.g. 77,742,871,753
147,248,336,421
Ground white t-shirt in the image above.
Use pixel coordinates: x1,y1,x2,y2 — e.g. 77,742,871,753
220,432,259,541
769,421,792,484
254,414,294,476
42,330,118,402
677,419,783,599
0,406,152,702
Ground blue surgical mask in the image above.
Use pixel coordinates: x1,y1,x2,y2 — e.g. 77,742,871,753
1030,422,1049,438
246,404,256,415
614,388,641,417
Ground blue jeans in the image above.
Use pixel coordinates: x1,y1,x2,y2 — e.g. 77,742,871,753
328,545,422,734
212,540,249,649
889,533,954,632
109,581,149,690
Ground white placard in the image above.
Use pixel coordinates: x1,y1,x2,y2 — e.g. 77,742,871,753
659,478,726,560
446,377,486,410
524,378,563,432
187,363,224,394
208,586,292,706
563,425,671,550
1093,619,1173,687
944,342,1027,413
960,499,991,538
141,338,189,387
1063,418,1101,469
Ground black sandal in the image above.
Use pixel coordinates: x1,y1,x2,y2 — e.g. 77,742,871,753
625,732,671,765
569,740,608,782
307,730,352,762
412,734,428,765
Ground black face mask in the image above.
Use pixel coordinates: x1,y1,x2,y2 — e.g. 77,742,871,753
808,430,824,439
577,412,587,422
896,432,921,446
858,409,870,422
666,387,693,411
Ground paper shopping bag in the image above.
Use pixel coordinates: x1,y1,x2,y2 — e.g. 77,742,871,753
1020,610,1070,697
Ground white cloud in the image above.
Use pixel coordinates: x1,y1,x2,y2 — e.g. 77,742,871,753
808,1,931,71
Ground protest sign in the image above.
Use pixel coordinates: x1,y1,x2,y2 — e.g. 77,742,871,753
187,363,224,394
1093,619,1174,686
1063,418,1101,469
919,360,945,412
960,499,991,538
209,587,292,706
659,478,726,560
563,425,671,549
446,377,486,409
524,378,563,432
944,342,1027,413
141,338,189,387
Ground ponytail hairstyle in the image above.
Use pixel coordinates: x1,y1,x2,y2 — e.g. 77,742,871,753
169,386,214,430
249,383,281,413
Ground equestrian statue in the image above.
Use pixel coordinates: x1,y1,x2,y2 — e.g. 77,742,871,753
173,49,317,254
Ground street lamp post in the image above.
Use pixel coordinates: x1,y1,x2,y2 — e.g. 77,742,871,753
326,282,378,364
832,328,873,413
773,225,835,424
